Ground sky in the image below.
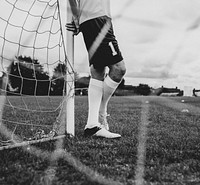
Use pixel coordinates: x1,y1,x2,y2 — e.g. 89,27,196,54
1,0,200,90
74,0,200,89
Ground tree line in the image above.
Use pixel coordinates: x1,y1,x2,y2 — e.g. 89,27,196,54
5,55,67,96
0,55,153,96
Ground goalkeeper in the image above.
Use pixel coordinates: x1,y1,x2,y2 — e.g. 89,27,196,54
67,0,126,138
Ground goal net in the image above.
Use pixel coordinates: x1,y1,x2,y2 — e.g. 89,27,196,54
0,0,75,150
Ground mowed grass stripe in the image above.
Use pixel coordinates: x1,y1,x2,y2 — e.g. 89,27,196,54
135,99,150,185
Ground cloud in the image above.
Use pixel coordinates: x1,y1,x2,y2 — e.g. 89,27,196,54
73,0,200,89
127,67,178,79
1,0,200,89
110,0,200,88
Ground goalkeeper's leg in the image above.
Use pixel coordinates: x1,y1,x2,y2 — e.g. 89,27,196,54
99,60,126,130
84,65,123,139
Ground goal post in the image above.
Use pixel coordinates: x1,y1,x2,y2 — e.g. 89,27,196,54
0,0,75,150
58,0,75,136
66,0,75,136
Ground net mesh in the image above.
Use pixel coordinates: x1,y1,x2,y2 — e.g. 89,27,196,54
0,0,74,149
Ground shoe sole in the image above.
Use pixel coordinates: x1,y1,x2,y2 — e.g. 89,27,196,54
84,127,121,139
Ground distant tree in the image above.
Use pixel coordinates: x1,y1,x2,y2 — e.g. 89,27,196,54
75,76,90,88
53,62,67,75
136,84,151,96
9,56,50,95
51,63,66,95
51,63,81,95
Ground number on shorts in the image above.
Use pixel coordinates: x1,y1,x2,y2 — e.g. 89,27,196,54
109,42,117,56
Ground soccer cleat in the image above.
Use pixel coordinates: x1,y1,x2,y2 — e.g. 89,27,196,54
84,126,121,139
99,114,110,130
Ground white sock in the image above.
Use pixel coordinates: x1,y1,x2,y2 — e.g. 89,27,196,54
85,78,103,129
99,75,120,116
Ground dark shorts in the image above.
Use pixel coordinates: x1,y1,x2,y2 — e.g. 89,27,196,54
80,16,123,69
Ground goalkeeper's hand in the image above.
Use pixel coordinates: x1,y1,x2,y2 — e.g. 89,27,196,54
66,19,79,35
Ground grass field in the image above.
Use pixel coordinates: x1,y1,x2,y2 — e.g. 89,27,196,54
1,96,200,185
